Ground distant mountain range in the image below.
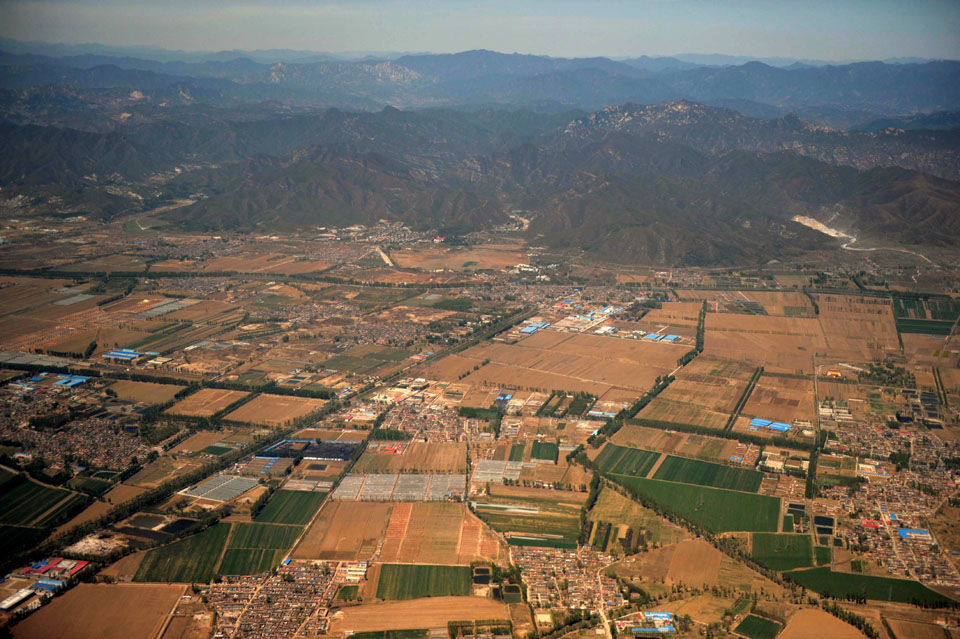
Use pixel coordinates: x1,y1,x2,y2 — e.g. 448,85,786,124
2,47,960,129
1,42,958,266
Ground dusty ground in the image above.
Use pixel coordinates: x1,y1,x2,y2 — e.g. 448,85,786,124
328,596,510,633
779,608,866,639
11,583,184,639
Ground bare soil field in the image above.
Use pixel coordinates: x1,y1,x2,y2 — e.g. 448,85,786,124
741,374,815,424
103,482,148,505
815,294,900,359
98,551,146,581
329,597,510,633
780,608,866,639
442,331,687,396
61,254,147,273
641,302,703,327
166,388,248,418
390,244,526,271
292,501,392,561
223,393,326,427
54,500,112,536
704,313,826,374
11,583,184,639
667,539,723,587
489,484,588,506
353,442,467,474
174,431,232,454
377,502,499,565
108,380,184,404
126,457,203,490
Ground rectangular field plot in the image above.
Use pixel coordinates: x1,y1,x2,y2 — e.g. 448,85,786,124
530,441,559,463
292,501,392,561
10,582,186,639
594,444,661,477
255,490,326,525
784,567,952,605
610,476,780,533
134,522,230,583
734,614,782,639
332,474,466,501
652,456,763,493
740,374,815,426
223,393,327,427
816,294,900,357
228,522,300,551
611,424,740,464
378,502,501,565
352,442,467,474
180,475,258,502
471,460,529,484
435,331,689,397
751,533,813,571
218,548,283,576
376,564,471,600
107,380,185,404
637,356,755,430
166,388,248,418
892,297,960,336
704,314,827,374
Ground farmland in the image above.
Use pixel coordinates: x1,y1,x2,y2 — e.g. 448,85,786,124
134,522,231,583
652,456,764,492
734,614,782,639
751,533,813,571
435,330,687,396
166,388,248,418
587,486,689,549
594,444,661,477
611,424,739,464
106,380,184,404
0,474,85,528
10,583,185,639
353,442,467,474
329,597,510,633
610,476,780,533
472,487,583,548
223,393,327,427
255,489,326,525
378,502,501,565
375,564,471,600
784,567,953,604
292,501,392,561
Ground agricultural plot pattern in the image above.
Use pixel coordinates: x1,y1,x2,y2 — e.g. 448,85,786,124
255,489,326,525
784,567,952,605
652,456,763,493
751,533,813,571
611,476,780,533
375,564,471,600
594,444,660,477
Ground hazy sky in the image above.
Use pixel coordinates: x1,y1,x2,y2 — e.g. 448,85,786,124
2,0,959,60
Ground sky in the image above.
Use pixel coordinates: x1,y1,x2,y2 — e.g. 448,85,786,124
1,0,959,61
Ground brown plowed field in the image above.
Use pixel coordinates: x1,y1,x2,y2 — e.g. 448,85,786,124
166,388,248,418
780,608,866,639
329,597,510,633
292,501,391,561
223,393,326,427
12,583,184,639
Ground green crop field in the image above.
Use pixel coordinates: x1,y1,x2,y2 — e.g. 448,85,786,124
785,568,952,604
135,522,231,583
530,441,559,463
68,476,112,496
255,490,326,525
751,533,813,571
610,475,779,533
595,444,660,476
814,546,831,566
734,614,782,639
228,522,301,550
0,475,81,527
653,456,763,492
33,492,88,528
509,443,525,462
218,548,284,575
376,564,471,600
1,524,46,555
